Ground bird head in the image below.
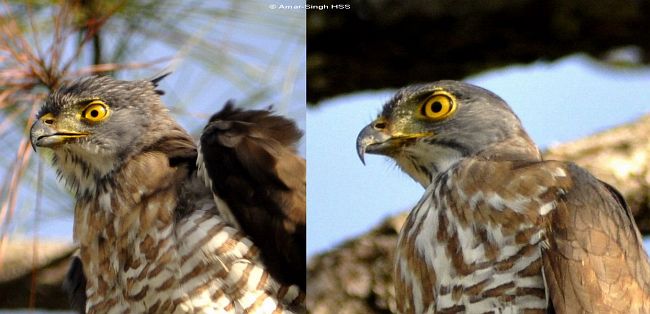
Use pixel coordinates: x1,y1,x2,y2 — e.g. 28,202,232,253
356,80,540,187
30,75,180,193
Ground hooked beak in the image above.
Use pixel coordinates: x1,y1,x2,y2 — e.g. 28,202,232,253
356,122,432,165
30,115,88,150
356,124,392,165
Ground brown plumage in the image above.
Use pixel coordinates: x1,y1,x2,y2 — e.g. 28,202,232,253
198,101,306,290
542,169,650,313
63,256,86,313
356,80,650,313
30,76,305,313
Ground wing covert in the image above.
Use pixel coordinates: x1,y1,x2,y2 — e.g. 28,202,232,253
542,162,650,313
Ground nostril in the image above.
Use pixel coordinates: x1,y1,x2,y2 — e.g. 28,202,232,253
44,119,54,125
373,122,387,130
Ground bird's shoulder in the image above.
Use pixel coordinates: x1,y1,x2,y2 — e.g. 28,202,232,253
532,162,650,312
446,157,641,218
443,158,572,211
436,157,640,228
452,157,568,186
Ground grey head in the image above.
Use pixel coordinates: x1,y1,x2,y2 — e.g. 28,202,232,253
356,80,541,187
30,75,180,194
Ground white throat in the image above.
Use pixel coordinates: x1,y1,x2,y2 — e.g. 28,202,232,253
395,143,464,188
53,146,118,196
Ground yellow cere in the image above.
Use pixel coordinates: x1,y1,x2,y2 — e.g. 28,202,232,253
81,100,110,123
419,91,456,121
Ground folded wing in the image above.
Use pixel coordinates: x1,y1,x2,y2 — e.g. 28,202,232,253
542,163,650,313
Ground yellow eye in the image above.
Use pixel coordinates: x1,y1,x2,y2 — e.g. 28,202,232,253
81,100,109,122
420,93,456,120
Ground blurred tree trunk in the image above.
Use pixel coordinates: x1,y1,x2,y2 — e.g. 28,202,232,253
307,113,650,313
0,240,76,309
307,0,650,103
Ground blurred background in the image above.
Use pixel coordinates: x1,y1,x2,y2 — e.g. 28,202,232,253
0,0,304,311
306,1,650,313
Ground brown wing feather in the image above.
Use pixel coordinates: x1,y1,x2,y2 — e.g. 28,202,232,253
542,163,650,313
199,101,306,290
63,255,87,313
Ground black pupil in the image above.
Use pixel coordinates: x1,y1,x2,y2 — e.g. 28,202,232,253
90,110,99,118
431,101,443,113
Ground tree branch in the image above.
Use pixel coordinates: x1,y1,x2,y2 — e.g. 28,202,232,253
307,0,650,103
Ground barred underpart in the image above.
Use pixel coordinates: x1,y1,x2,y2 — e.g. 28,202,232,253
73,151,302,313
394,159,567,314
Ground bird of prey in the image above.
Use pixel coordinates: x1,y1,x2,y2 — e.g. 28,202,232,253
30,75,305,313
356,80,650,313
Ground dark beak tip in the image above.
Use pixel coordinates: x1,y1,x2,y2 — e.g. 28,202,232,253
358,151,366,165
357,123,383,166
30,137,43,150
356,137,367,166
29,121,44,151
29,131,38,152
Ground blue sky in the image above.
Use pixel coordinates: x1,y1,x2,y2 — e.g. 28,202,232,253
307,54,650,257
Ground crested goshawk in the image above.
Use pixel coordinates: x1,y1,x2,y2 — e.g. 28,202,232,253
30,75,305,313
356,80,650,313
